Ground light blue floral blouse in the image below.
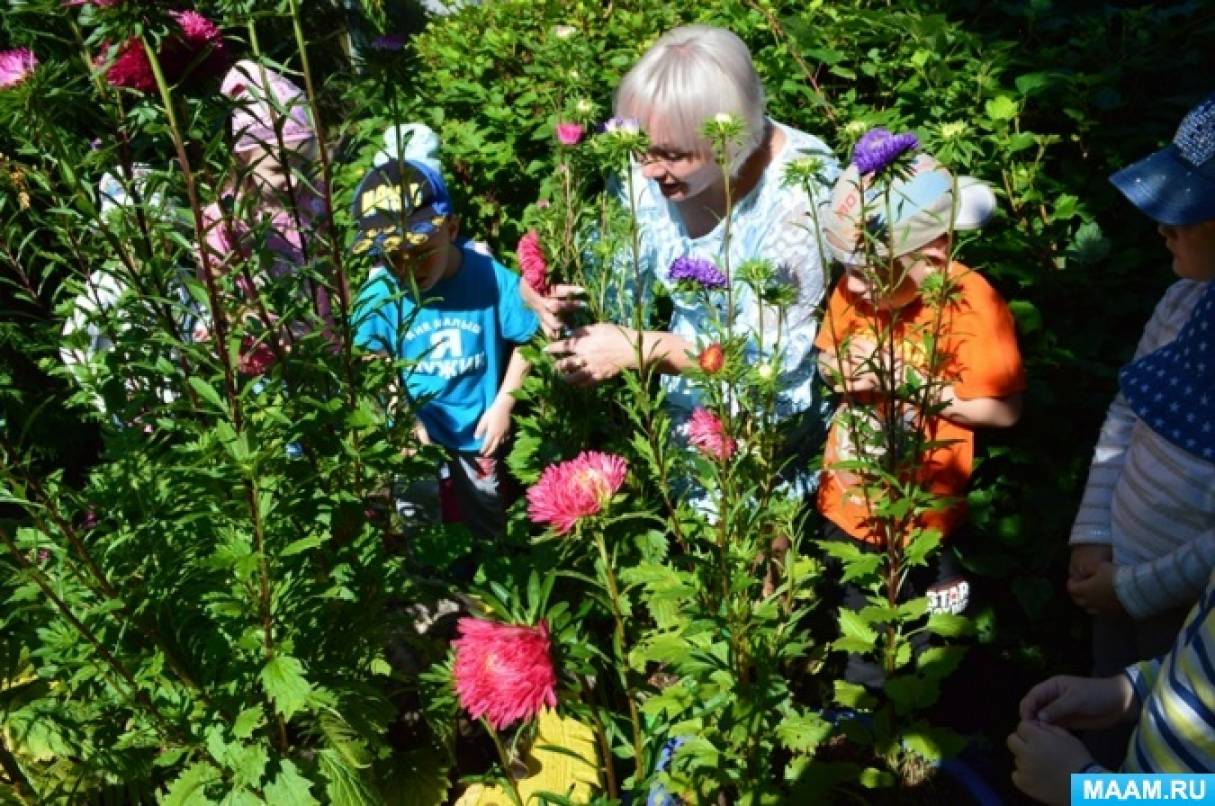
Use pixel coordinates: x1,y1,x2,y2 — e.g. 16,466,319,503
616,121,839,421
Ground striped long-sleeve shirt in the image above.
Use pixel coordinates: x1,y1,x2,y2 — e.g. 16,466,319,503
1122,571,1215,772
1070,280,1215,620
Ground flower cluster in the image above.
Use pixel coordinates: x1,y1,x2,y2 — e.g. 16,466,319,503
527,451,627,534
852,127,919,175
0,49,38,90
452,618,558,730
687,408,735,462
516,229,550,295
102,10,227,92
669,256,727,290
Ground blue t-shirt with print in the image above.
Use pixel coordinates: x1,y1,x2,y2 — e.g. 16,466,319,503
353,241,539,452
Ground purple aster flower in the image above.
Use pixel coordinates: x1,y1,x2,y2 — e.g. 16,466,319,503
370,33,406,51
669,256,727,290
852,128,919,175
602,117,640,135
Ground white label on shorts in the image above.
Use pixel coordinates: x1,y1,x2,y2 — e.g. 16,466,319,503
927,579,970,616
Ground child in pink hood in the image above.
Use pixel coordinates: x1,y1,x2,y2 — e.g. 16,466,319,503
198,60,332,346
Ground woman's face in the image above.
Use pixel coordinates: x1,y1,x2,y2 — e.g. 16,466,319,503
638,117,720,202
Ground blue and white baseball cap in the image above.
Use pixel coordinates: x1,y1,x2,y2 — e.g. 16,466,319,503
1110,92,1215,226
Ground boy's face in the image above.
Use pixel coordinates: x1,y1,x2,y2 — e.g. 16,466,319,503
384,216,458,292
1160,219,1215,282
842,236,948,310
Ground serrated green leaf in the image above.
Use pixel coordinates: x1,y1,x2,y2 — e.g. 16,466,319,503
838,608,878,645
985,95,1018,121
264,759,320,806
259,656,313,721
232,707,264,740
776,711,833,754
162,761,221,805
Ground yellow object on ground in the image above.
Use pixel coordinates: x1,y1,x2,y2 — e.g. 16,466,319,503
454,708,600,805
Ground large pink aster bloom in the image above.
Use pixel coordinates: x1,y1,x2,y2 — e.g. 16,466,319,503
688,408,736,462
103,38,155,91
452,618,558,730
517,229,550,295
0,49,38,90
103,10,226,92
527,451,627,534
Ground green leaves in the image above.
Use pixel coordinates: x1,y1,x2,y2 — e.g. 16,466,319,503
776,710,833,755
260,656,313,721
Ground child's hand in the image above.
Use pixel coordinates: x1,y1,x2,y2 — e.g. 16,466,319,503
474,397,513,457
1069,543,1113,582
1007,719,1095,806
1018,674,1136,730
1067,560,1124,616
820,337,904,394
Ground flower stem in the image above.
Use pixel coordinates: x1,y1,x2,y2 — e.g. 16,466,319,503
483,719,524,806
141,37,242,432
592,532,645,779
578,675,619,799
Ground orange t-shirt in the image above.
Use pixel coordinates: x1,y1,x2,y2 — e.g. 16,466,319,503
815,262,1026,545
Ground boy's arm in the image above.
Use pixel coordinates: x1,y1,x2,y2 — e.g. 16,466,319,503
938,387,1023,428
475,345,530,457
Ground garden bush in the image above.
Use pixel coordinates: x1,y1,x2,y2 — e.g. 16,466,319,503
0,0,1212,804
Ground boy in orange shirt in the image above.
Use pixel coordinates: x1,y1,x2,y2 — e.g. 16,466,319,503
817,132,1026,687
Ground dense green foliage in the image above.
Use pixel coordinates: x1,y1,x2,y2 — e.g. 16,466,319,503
0,0,1212,803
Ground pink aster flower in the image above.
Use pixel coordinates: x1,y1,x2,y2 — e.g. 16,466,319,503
102,38,155,91
173,10,221,44
103,10,226,92
527,450,628,534
0,49,38,90
452,618,558,731
556,122,585,146
687,408,736,462
517,229,550,295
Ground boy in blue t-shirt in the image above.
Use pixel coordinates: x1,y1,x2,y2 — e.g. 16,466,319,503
351,155,538,541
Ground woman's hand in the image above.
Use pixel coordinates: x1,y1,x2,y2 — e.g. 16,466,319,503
1018,674,1137,730
545,323,640,386
1067,561,1125,617
519,281,586,338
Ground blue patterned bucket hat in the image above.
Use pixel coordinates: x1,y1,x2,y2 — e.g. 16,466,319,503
1110,92,1215,226
1120,281,1215,461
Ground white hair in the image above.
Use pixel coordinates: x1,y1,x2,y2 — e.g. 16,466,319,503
615,25,766,174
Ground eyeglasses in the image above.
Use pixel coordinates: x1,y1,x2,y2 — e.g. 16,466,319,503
633,147,694,167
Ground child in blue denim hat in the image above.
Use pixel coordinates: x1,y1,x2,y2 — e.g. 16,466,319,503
1009,92,1215,801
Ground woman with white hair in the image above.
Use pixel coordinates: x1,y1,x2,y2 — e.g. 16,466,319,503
543,24,838,428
